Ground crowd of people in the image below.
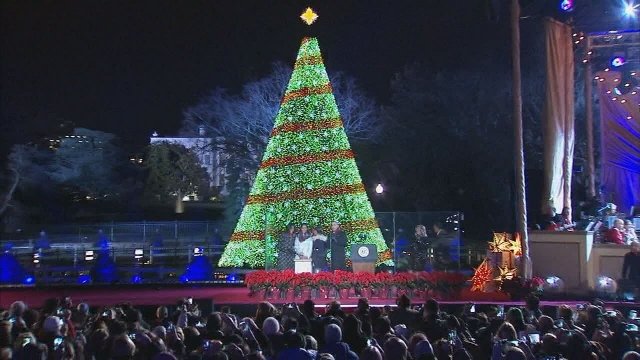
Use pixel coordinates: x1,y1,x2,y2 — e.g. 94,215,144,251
3,294,640,360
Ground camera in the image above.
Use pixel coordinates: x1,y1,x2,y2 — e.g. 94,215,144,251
448,330,457,342
53,337,64,350
22,337,31,347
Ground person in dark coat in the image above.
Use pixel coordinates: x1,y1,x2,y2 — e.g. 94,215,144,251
319,324,358,360
329,221,348,271
623,241,640,287
311,227,328,272
277,224,297,270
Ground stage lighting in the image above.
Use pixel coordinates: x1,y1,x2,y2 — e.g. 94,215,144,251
596,276,618,294
134,248,143,260
131,274,142,284
23,275,34,284
193,247,204,257
78,273,92,284
624,2,639,17
611,56,626,67
32,252,40,264
84,250,94,261
375,184,384,194
560,0,574,12
543,276,565,292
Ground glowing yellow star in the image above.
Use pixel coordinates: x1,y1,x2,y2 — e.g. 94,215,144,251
300,7,318,25
494,266,517,281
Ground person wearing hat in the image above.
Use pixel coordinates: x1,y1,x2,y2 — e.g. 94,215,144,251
310,227,328,272
278,224,297,270
329,221,348,271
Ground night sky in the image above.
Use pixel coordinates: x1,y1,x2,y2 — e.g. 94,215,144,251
0,1,618,158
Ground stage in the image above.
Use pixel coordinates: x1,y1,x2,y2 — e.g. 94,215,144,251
1,283,637,311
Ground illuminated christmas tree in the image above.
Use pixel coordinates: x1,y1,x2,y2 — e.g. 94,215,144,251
219,34,390,268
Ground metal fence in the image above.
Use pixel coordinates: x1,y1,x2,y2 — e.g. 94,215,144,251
1,214,483,284
1,221,226,247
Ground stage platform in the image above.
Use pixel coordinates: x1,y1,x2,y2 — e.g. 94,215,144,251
1,283,638,311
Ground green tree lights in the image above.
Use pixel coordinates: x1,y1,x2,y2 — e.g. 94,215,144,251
218,37,390,268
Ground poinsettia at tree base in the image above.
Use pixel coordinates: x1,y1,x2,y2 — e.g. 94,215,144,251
244,270,469,300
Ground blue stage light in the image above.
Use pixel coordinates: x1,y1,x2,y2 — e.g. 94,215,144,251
179,274,189,283
560,0,574,12
78,274,92,284
131,274,142,284
226,273,237,282
611,56,626,67
23,275,34,284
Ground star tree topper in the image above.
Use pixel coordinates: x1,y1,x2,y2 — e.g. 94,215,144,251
300,7,318,25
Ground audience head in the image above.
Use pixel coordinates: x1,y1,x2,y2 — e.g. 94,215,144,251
384,337,408,360
361,346,383,360
396,294,411,309
156,306,169,320
424,298,439,317
496,322,517,341
43,316,63,335
9,301,26,318
262,317,280,336
325,324,342,344
357,298,369,313
623,351,640,360
504,347,526,360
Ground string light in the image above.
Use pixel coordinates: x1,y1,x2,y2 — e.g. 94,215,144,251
218,37,389,268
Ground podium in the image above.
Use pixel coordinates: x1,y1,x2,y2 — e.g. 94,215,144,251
294,259,312,274
351,244,377,273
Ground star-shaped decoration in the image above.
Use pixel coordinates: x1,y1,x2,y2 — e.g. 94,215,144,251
494,266,517,281
300,7,318,25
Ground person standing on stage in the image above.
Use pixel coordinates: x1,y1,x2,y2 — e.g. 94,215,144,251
410,224,430,271
329,221,348,271
310,227,328,272
295,223,313,260
623,241,640,289
277,224,297,270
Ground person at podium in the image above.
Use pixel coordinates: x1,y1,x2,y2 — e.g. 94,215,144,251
277,224,297,270
295,223,313,260
329,221,348,271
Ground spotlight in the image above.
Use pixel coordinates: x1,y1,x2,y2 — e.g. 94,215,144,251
193,247,203,257
134,248,143,260
611,56,626,67
84,250,94,261
131,274,142,284
226,273,237,282
543,276,565,292
624,2,639,17
32,252,40,264
78,273,92,284
23,275,34,285
596,276,618,294
375,184,384,194
560,0,574,12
